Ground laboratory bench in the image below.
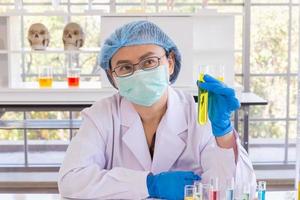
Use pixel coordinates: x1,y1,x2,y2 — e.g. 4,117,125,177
0,86,267,152
0,191,296,200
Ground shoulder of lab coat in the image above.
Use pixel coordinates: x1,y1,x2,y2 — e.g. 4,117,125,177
58,94,150,199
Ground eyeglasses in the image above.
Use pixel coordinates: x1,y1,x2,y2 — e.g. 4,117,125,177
111,54,166,77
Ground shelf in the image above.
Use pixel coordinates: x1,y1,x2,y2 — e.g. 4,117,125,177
0,9,240,17
0,10,107,17
0,48,100,54
11,81,102,89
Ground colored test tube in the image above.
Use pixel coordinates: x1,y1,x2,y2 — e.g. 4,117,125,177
226,178,234,200
193,181,203,200
197,66,209,125
242,183,250,200
184,185,195,200
210,178,219,200
257,181,266,200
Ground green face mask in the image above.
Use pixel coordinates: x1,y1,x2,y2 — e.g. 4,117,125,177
116,65,169,107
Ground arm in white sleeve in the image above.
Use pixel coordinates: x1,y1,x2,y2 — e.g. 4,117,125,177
58,111,150,199
200,125,257,199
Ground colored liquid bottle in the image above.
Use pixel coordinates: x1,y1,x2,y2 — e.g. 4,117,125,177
38,66,53,88
241,193,250,200
193,181,203,200
68,77,80,87
298,181,300,200
242,183,250,200
257,181,266,200
39,77,53,88
198,73,208,125
67,67,81,88
209,178,219,200
226,178,234,200
184,185,195,200
210,190,218,200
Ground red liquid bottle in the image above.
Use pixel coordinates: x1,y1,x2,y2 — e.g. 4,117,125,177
210,190,218,200
68,77,79,87
210,177,219,200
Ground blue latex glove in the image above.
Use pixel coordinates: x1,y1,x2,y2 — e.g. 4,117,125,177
147,171,201,200
197,74,240,137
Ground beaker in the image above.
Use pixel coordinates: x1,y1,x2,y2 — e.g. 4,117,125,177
38,66,53,88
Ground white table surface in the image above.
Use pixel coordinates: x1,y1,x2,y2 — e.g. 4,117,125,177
0,191,296,200
0,85,266,105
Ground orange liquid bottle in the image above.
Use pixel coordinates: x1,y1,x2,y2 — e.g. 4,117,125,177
39,77,53,88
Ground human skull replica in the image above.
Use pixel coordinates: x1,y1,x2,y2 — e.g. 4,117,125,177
27,23,50,50
63,22,85,50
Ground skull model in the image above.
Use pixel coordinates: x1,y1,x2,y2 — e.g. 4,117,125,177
27,23,50,50
62,22,85,50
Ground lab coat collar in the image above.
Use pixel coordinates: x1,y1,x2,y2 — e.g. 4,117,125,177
120,86,188,172
120,97,152,170
151,86,188,173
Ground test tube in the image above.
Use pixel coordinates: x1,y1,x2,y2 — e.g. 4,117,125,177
298,181,300,200
202,184,211,200
184,185,195,200
193,181,203,200
216,65,225,82
210,178,219,200
198,65,209,125
226,178,234,200
241,183,250,200
257,181,266,200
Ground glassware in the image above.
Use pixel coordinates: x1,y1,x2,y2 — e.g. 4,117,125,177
216,65,225,82
67,68,80,88
202,184,211,200
241,183,250,200
210,178,219,200
198,65,209,125
193,181,203,200
184,185,195,200
226,178,234,200
257,181,266,200
38,66,53,88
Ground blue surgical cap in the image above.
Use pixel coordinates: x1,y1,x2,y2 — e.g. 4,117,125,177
98,20,182,86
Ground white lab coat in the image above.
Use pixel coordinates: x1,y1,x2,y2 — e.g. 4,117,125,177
58,86,256,199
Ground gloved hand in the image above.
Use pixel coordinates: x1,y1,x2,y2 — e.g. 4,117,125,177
197,74,240,137
147,171,200,200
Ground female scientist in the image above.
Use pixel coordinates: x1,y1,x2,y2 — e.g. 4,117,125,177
58,21,256,199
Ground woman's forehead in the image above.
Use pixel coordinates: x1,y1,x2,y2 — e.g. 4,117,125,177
111,44,165,64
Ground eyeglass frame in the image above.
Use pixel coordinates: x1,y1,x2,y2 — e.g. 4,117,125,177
110,53,167,78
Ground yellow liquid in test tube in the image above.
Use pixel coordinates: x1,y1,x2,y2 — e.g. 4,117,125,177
184,197,194,200
39,77,53,88
198,73,208,125
218,76,224,82
298,181,300,200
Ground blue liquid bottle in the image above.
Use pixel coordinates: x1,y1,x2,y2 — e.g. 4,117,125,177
225,177,234,200
257,181,266,200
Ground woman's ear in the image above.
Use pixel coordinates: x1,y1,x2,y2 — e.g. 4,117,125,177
167,51,175,76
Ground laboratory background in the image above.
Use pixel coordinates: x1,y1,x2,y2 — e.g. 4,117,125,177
0,0,299,200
